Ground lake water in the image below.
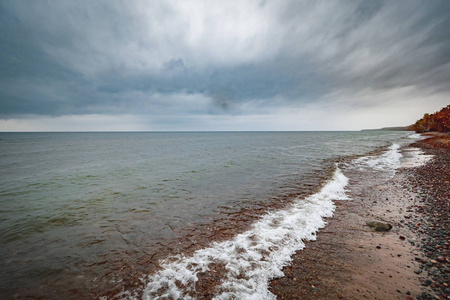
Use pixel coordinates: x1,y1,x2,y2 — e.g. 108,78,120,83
0,131,418,299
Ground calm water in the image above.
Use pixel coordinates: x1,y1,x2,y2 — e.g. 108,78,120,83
0,131,412,298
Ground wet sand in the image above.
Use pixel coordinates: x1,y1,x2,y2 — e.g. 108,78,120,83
269,133,449,299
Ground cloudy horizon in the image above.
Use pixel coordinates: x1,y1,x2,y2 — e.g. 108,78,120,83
1,0,449,131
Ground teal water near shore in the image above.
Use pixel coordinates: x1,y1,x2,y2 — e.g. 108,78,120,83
0,131,415,298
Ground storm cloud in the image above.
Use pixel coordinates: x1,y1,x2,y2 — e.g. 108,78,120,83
0,0,449,130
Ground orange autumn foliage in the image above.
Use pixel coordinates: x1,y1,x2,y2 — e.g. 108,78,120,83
412,105,450,133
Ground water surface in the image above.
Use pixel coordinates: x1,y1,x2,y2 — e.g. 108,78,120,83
0,131,411,298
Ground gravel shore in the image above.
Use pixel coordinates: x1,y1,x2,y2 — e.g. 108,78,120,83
406,134,449,300
269,133,449,300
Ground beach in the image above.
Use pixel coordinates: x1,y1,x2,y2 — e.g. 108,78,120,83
269,133,450,300
1,132,448,299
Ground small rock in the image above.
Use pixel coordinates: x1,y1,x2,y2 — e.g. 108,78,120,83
430,283,440,289
399,236,406,240
436,256,447,263
365,220,393,232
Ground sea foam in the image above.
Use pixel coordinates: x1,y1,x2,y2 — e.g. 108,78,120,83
407,133,422,139
130,168,349,300
353,143,402,174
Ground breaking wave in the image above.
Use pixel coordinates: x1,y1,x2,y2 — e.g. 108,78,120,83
352,143,402,174
407,133,422,139
120,168,349,300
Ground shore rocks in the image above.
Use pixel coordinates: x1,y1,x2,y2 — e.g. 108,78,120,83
436,256,447,263
365,220,393,232
404,136,450,300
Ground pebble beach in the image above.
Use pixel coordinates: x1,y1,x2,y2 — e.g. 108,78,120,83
269,133,449,300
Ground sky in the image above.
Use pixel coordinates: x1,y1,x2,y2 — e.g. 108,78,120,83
0,0,449,131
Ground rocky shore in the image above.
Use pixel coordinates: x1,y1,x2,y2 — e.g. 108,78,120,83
406,134,449,299
269,133,449,300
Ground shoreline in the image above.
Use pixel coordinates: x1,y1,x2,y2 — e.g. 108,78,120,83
269,133,449,299
4,133,447,299
104,137,412,299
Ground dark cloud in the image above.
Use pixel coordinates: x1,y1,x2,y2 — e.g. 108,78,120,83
0,0,449,123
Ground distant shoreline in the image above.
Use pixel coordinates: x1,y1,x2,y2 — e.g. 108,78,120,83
361,126,413,131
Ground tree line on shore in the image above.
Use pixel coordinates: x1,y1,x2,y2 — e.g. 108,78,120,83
410,105,450,133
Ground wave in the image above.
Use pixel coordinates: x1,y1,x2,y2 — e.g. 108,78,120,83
352,143,402,174
120,168,349,299
407,133,422,139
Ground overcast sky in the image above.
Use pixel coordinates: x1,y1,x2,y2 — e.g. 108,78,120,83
0,0,449,131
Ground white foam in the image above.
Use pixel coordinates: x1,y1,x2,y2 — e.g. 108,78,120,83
401,147,434,168
130,168,349,299
407,133,422,139
353,143,402,173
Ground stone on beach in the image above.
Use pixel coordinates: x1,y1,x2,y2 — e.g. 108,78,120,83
365,220,393,232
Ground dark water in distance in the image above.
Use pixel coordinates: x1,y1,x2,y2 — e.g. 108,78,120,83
0,131,411,298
